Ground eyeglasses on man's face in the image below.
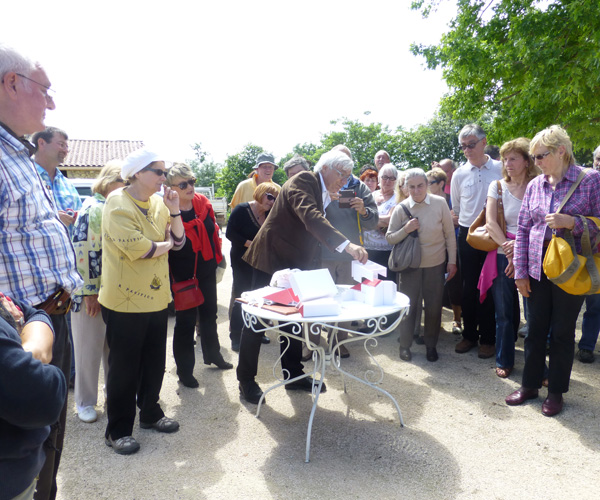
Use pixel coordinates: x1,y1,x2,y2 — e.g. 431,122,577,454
332,166,350,182
16,73,55,103
460,138,483,150
175,179,196,189
530,151,552,161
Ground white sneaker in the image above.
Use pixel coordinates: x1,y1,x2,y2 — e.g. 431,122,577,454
78,406,98,423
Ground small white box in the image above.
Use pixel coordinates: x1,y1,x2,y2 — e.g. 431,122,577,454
299,298,341,317
362,282,384,306
352,260,387,282
289,269,337,302
380,280,397,305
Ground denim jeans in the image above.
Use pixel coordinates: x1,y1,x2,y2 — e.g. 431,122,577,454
579,294,600,351
490,254,520,368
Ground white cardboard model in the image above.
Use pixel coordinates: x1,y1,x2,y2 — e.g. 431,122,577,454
351,260,387,282
289,269,338,302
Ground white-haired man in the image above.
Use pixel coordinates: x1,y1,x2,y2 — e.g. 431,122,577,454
237,150,368,404
0,43,82,500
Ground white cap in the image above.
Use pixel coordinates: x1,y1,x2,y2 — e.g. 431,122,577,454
121,148,162,179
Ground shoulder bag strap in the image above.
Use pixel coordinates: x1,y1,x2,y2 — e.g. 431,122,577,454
555,168,588,214
401,203,413,219
496,180,506,234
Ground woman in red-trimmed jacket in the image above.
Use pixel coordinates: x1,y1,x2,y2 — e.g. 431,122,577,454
166,163,232,388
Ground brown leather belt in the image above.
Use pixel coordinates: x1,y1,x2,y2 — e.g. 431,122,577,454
36,288,72,315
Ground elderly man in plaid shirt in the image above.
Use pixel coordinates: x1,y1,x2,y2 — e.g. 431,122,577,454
0,43,82,500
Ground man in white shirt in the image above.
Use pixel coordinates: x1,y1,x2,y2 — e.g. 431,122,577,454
450,124,502,358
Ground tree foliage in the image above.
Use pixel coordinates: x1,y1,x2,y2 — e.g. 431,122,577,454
411,0,600,150
188,143,221,193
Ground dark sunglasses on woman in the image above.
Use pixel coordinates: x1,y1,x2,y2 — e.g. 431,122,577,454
175,179,196,189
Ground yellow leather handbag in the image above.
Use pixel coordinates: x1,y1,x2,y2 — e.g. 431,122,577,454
542,169,600,295
543,215,600,295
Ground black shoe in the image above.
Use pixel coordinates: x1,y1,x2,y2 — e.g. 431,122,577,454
239,380,264,404
178,373,199,388
399,347,412,361
205,353,233,370
261,335,270,344
140,416,179,433
285,377,326,393
426,347,439,362
576,348,595,363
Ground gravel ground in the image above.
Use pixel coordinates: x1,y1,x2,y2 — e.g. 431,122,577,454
56,238,600,500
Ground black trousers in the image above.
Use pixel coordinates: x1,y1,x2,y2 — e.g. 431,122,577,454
173,270,221,377
236,269,303,384
458,226,496,345
34,314,70,500
102,307,168,440
523,272,584,393
229,260,254,345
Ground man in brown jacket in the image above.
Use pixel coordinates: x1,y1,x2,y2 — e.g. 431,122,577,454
237,150,368,404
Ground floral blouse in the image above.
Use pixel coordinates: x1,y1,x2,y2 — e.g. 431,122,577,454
71,193,105,311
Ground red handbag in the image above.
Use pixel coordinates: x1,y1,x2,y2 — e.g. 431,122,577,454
171,251,204,311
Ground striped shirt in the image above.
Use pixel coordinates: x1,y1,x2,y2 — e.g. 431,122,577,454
35,162,82,238
0,125,83,305
514,165,600,281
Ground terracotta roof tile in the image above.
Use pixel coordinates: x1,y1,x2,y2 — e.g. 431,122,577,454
60,139,144,168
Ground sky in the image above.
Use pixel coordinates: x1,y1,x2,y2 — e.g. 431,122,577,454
3,0,455,164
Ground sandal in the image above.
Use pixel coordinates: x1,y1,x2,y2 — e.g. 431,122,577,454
452,321,462,335
496,367,513,378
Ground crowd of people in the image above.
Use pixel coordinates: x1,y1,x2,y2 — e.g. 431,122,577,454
2,42,600,499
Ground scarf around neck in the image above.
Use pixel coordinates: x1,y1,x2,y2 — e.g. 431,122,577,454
183,194,222,263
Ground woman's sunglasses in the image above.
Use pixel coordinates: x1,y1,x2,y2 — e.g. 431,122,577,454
175,179,196,189
265,193,276,201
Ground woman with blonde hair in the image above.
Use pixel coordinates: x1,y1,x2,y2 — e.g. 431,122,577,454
71,160,125,423
506,126,600,416
482,138,539,378
166,163,233,388
226,182,281,350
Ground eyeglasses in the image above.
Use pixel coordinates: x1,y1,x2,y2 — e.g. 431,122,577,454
333,166,350,182
531,151,552,161
380,176,396,182
428,179,440,185
265,193,276,202
175,179,196,189
143,167,167,177
16,73,55,103
459,138,483,150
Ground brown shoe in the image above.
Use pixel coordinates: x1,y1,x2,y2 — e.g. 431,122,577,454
455,338,477,353
505,387,538,406
478,344,495,359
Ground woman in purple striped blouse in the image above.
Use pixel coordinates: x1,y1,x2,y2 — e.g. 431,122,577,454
506,125,600,417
